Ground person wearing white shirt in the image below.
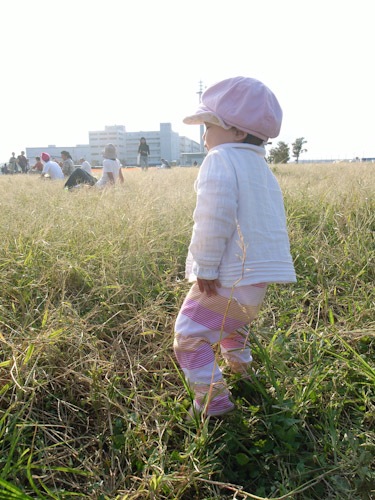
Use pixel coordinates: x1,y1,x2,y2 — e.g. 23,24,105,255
95,144,124,189
63,149,124,190
79,158,93,175
40,152,64,180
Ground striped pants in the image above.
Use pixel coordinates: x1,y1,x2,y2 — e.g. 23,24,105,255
174,282,267,416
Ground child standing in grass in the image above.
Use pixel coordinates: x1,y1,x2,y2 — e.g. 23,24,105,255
174,76,296,418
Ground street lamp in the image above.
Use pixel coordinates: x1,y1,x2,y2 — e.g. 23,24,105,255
197,80,204,152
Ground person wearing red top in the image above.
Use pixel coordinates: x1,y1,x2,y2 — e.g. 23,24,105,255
30,156,44,173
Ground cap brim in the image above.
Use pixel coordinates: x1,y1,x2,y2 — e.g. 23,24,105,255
183,105,231,129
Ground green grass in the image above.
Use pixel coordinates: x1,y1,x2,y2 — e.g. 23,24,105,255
0,164,374,499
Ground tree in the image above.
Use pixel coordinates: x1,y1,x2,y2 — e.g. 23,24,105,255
292,137,308,163
268,141,290,164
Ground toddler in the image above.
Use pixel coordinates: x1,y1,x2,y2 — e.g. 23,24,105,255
174,76,296,418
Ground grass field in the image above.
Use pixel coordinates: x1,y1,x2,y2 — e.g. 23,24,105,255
0,163,374,499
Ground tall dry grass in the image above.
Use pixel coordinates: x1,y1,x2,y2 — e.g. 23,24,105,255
0,164,374,499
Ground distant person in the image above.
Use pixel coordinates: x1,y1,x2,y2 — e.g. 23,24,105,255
64,148,124,190
137,137,150,171
159,158,170,169
60,151,75,177
79,157,93,175
1,163,9,174
193,161,198,167
64,164,97,190
30,156,44,173
40,152,64,180
8,152,18,174
95,143,124,188
17,151,29,173
173,77,296,419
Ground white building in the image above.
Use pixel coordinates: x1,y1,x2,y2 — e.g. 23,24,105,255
89,125,127,166
26,123,200,167
124,123,181,166
90,123,199,166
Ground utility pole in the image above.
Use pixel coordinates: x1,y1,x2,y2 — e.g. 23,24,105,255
197,80,204,152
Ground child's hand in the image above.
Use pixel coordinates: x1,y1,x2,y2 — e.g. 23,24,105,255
197,278,221,297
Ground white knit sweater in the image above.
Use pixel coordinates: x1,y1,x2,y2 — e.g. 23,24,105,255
185,143,296,287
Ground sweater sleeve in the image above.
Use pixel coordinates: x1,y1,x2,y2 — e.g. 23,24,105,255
189,150,238,279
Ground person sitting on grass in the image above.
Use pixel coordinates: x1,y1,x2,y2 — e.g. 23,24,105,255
79,157,93,175
60,150,75,177
95,143,124,189
40,152,64,180
159,158,171,169
64,163,97,190
29,156,44,174
64,144,124,190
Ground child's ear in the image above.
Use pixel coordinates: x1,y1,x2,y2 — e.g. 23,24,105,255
233,128,247,141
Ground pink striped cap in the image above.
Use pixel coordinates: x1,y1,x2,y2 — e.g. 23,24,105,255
183,76,282,141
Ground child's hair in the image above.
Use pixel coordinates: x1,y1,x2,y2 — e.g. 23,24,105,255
243,133,264,146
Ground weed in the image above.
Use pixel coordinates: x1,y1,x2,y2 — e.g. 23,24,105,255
0,165,374,499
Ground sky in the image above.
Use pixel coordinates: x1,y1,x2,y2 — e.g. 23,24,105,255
1,0,374,163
